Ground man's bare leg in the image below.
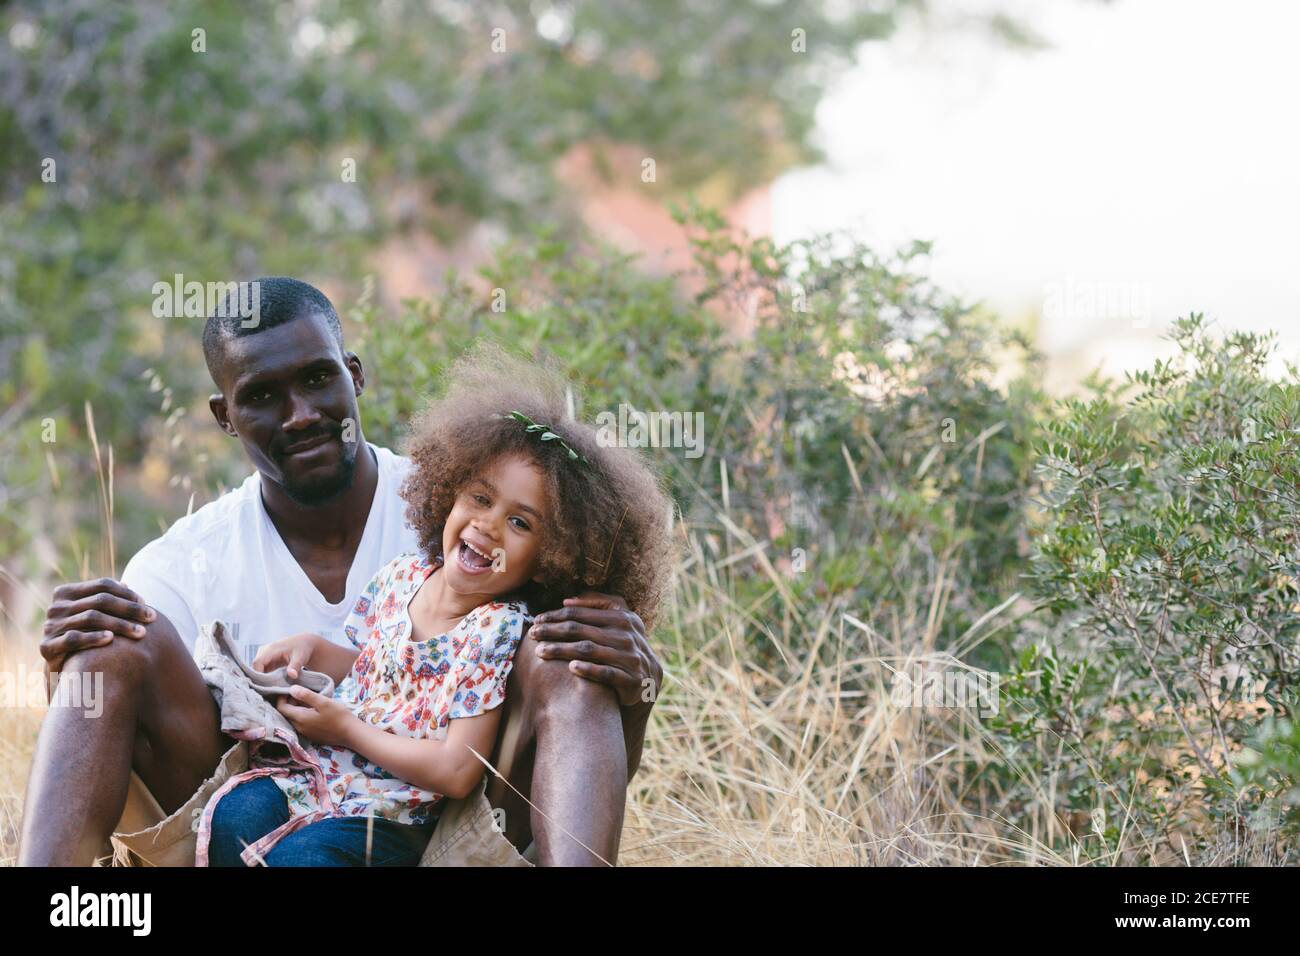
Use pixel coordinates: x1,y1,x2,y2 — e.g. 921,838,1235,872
18,613,228,866
487,643,628,866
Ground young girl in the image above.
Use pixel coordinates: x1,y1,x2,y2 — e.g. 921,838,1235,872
198,346,672,866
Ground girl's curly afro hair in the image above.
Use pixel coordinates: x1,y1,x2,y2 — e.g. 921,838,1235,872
399,343,674,629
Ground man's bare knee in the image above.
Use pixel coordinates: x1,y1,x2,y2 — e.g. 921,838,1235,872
64,612,183,676
59,633,151,701
531,659,620,729
54,614,191,729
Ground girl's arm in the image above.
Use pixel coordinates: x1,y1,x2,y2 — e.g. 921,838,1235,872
306,636,361,683
253,632,359,684
277,687,503,799
342,709,504,799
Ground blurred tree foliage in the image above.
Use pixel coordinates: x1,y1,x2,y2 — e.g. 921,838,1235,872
4,0,1029,576
352,208,1045,655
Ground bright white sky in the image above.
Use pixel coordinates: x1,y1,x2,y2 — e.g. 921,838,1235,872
772,0,1300,380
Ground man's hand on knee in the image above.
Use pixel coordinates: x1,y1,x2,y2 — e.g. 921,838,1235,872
41,577,156,674
527,592,661,709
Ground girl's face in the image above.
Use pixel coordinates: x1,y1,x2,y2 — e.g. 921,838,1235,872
440,452,549,602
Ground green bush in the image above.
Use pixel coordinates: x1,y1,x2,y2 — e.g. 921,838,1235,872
352,210,1046,669
997,315,1300,862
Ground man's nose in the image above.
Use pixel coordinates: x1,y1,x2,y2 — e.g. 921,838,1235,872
282,390,323,432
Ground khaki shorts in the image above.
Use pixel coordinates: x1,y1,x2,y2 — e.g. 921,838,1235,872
108,742,536,868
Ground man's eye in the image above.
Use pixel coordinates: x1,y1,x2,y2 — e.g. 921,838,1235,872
307,371,331,386
247,390,271,404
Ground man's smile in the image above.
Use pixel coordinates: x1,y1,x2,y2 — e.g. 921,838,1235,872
281,432,336,459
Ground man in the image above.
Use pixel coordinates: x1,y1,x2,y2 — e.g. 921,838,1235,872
19,277,661,867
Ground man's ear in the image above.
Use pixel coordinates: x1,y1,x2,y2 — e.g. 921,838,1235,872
209,394,238,437
346,351,365,396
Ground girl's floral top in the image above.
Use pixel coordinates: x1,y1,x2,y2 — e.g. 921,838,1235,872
201,551,528,863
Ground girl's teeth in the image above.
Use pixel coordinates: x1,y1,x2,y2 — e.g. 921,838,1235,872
460,540,492,568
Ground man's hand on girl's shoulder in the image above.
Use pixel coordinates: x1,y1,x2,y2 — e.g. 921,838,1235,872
528,592,662,709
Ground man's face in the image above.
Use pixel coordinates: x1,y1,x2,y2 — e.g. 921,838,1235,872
210,313,365,505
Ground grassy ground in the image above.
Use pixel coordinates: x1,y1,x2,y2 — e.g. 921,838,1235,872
617,522,1063,867
3,517,1277,867
0,643,42,865
1,616,1026,868
0,524,1035,868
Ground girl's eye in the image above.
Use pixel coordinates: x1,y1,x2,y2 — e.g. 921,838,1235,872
472,494,490,507
509,516,531,532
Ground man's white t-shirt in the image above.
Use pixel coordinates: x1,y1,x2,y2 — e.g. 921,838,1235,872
121,444,420,665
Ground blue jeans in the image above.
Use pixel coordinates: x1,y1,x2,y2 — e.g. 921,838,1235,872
208,776,433,867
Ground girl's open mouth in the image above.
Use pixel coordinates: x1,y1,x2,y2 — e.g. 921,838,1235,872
456,538,494,574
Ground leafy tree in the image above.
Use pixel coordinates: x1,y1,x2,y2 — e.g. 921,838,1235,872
1,0,989,575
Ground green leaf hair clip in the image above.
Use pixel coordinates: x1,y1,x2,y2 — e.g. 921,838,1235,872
499,410,590,466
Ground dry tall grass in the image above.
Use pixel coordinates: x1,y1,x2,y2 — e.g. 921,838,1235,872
0,553,1043,868
2,535,1277,867
0,508,1049,868
0,644,43,865
0,410,1270,866
616,512,1074,867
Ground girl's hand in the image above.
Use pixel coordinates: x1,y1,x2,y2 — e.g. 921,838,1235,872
276,685,356,747
252,632,322,679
